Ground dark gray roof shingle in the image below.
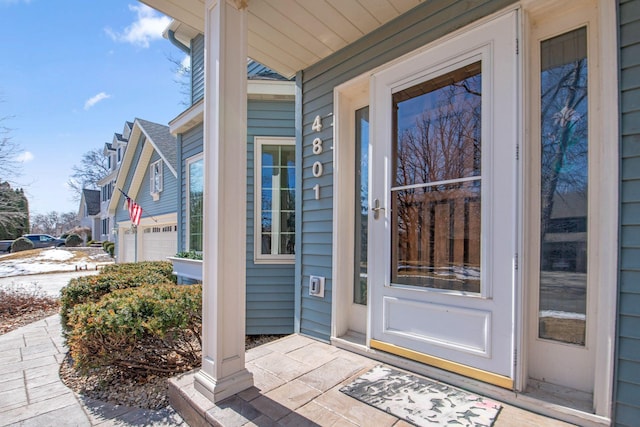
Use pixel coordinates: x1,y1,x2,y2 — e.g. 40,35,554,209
136,118,177,171
82,189,101,216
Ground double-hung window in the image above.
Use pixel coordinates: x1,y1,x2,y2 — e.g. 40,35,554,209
186,155,203,252
150,160,163,199
254,137,296,263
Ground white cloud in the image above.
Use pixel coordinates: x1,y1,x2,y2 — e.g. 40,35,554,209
84,92,111,110
15,151,33,163
105,4,171,48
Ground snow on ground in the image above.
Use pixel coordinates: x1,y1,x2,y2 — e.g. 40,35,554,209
0,248,112,277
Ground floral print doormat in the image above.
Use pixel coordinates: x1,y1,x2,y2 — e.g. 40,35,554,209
340,365,502,426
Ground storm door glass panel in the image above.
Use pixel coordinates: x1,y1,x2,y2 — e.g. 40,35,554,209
539,27,588,345
354,106,369,305
261,144,295,255
391,61,482,292
188,158,204,252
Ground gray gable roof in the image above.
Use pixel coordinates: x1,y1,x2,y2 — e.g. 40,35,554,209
247,60,290,81
136,118,177,172
82,189,101,216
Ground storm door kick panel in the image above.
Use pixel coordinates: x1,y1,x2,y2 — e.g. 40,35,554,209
368,11,518,389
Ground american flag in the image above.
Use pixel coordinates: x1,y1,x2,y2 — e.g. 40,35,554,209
118,188,143,226
127,198,142,226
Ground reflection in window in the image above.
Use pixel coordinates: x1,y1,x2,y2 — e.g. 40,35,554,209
539,27,588,345
257,139,295,260
391,61,482,292
188,157,203,252
354,107,369,305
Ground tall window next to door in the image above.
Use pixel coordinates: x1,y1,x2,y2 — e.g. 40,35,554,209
187,155,203,252
538,27,588,346
255,137,295,263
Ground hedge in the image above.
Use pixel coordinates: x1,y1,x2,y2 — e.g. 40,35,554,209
66,283,202,375
60,261,177,331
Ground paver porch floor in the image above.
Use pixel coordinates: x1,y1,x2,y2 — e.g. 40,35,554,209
169,334,576,427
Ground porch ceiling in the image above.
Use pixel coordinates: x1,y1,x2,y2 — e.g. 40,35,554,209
140,0,423,78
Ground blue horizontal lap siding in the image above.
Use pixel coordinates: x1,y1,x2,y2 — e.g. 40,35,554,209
136,150,177,218
617,0,640,425
246,99,296,335
298,0,517,341
191,34,205,104
116,136,146,223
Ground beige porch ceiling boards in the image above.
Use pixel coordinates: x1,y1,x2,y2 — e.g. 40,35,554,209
140,0,422,78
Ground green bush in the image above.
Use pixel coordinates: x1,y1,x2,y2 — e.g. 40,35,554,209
175,250,203,260
10,236,34,252
65,234,83,247
60,261,177,331
66,283,202,375
104,241,115,257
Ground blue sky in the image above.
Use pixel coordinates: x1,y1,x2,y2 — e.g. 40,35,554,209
0,0,187,216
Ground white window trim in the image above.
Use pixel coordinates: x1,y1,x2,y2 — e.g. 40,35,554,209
150,160,163,200
522,0,618,419
186,154,204,253
253,136,296,264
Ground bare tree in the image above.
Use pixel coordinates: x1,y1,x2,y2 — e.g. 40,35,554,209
0,114,22,183
67,148,110,201
30,210,79,236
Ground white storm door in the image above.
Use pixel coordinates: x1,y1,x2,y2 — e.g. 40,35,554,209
369,11,518,388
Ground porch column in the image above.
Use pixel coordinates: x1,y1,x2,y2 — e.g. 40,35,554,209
195,0,252,403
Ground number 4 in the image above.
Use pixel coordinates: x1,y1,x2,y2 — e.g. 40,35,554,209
312,115,322,132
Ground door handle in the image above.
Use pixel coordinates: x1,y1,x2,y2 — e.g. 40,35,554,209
371,198,385,220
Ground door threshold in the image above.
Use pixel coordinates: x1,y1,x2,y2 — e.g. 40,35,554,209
524,379,593,414
332,333,609,427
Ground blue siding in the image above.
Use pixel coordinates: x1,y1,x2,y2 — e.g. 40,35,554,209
115,135,178,222
178,123,204,252
298,0,517,341
617,0,640,424
246,99,296,334
115,135,145,223
191,34,205,105
136,149,178,217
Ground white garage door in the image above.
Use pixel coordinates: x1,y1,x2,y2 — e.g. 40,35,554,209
120,230,136,263
140,224,177,262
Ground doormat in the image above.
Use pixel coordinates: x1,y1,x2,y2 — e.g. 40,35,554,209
340,365,502,427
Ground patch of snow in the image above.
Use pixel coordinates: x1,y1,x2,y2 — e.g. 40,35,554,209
539,310,586,320
38,249,74,261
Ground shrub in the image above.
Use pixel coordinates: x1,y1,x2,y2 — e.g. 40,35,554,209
66,283,202,375
65,234,83,247
10,236,34,252
60,261,177,331
175,250,203,260
104,242,115,257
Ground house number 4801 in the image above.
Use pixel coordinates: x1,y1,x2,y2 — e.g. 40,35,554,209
312,115,323,200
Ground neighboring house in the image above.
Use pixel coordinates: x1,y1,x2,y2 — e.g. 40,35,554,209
143,1,636,425
77,189,100,241
96,121,133,242
108,118,178,263
165,20,296,335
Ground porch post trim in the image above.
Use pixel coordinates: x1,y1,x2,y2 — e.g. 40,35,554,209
195,0,252,403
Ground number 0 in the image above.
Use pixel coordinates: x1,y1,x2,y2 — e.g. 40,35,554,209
312,161,323,177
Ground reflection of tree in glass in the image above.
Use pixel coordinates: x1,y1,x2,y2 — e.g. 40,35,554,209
540,57,588,240
392,66,482,289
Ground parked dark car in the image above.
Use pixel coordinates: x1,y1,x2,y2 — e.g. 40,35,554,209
0,240,13,252
23,234,66,249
